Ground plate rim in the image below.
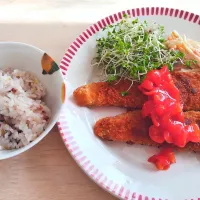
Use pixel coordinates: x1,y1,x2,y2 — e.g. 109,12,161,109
58,7,200,200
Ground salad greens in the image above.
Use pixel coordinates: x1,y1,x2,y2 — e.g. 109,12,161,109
92,15,193,82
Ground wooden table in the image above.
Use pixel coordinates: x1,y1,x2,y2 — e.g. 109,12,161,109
0,1,198,200
0,127,115,200
0,2,117,198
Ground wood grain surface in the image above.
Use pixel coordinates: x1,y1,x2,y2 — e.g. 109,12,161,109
0,1,198,199
0,6,117,199
0,127,116,200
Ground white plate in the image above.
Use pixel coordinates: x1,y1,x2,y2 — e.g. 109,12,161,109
58,7,200,200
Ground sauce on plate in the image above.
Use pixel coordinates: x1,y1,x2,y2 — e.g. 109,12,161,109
139,66,200,170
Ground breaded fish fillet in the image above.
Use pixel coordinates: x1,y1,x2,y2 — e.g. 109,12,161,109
73,71,200,111
94,111,200,151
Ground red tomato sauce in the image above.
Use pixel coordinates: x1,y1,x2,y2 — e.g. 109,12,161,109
139,66,200,170
148,148,176,170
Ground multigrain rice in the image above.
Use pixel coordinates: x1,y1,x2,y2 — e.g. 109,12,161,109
0,69,51,149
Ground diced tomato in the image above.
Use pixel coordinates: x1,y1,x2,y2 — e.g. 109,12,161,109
149,125,164,143
187,124,200,143
160,148,176,163
148,148,176,170
148,155,170,170
139,66,200,148
140,79,154,91
141,101,154,118
139,65,200,170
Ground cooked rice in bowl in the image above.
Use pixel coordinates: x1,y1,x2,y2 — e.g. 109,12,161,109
0,68,51,149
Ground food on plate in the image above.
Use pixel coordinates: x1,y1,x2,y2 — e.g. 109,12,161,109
94,110,200,152
138,65,200,169
73,79,146,108
73,17,200,170
166,31,200,68
92,16,197,82
139,66,200,148
74,70,200,111
0,69,51,149
148,148,176,170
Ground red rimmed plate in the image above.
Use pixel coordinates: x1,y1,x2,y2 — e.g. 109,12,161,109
58,7,200,200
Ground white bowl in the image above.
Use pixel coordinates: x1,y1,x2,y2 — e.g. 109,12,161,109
0,42,64,159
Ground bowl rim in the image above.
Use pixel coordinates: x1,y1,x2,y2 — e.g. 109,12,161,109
58,6,200,200
0,41,64,160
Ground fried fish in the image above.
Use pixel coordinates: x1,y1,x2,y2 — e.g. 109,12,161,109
94,110,200,152
73,71,200,111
